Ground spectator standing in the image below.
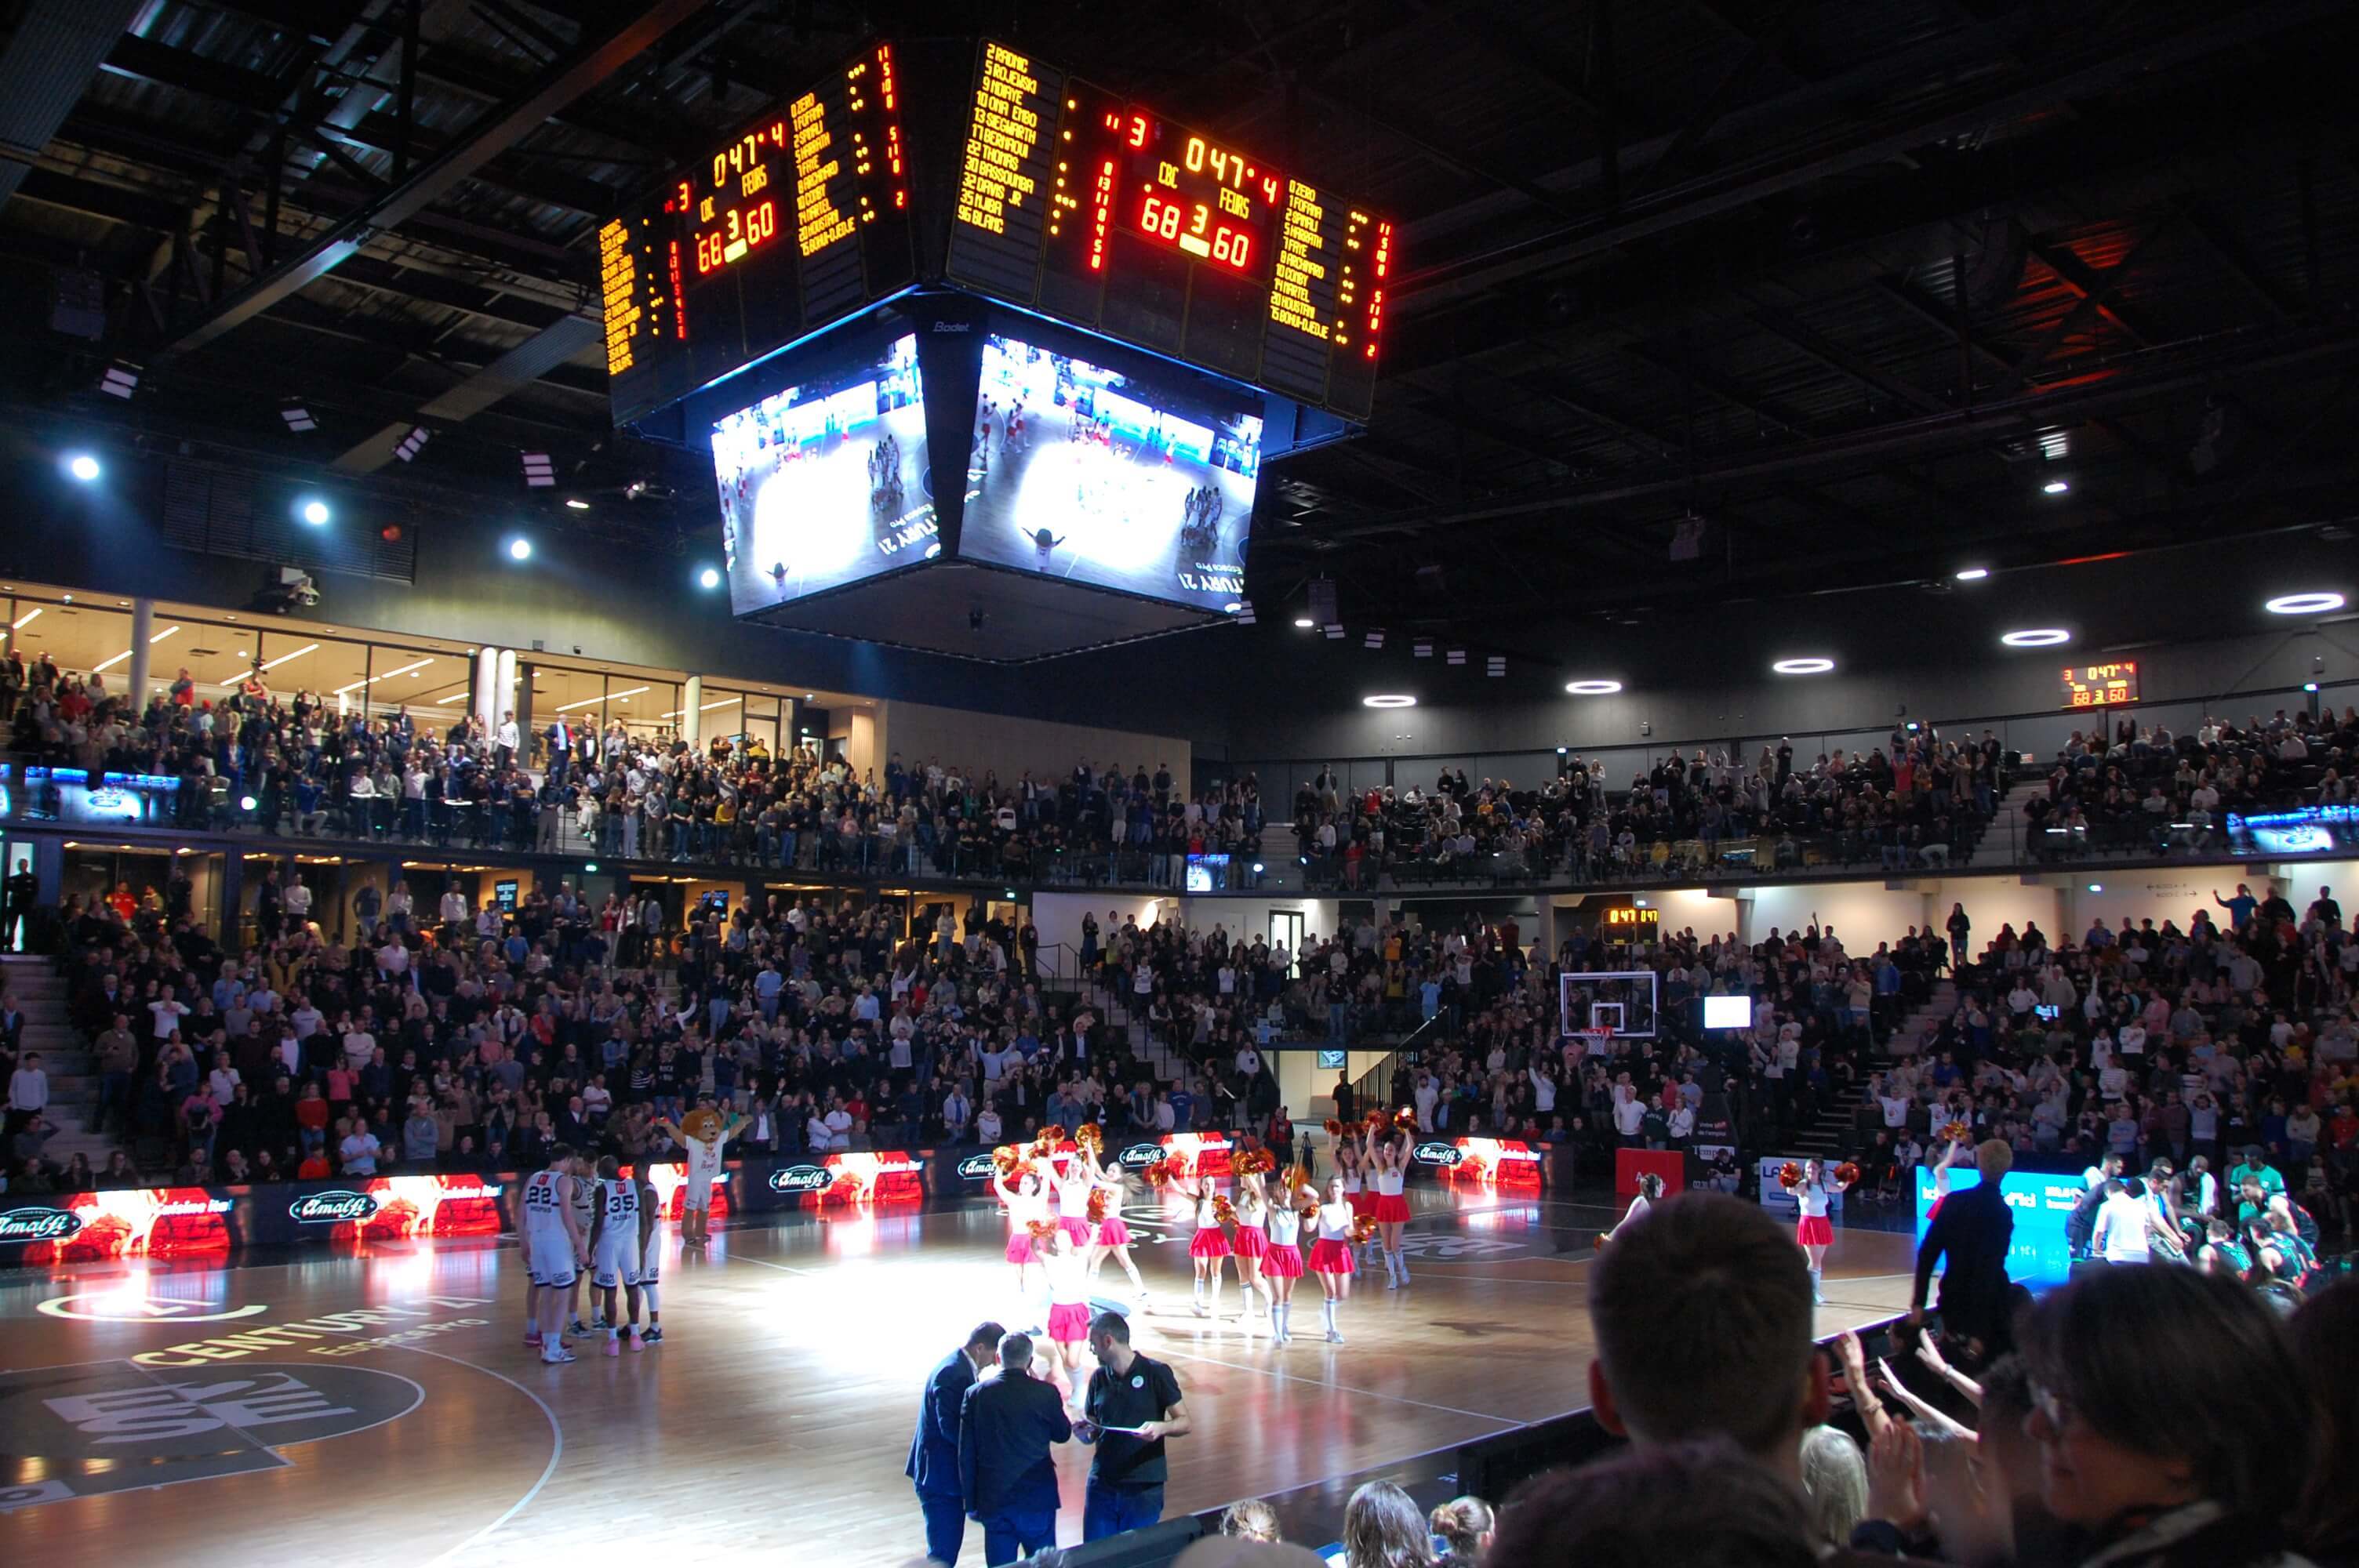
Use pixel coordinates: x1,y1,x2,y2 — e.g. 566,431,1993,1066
958,1332,1072,1566
907,1320,1003,1568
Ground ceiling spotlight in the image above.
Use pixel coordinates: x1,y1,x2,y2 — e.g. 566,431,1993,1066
2265,592,2345,615
1293,617,1314,629
281,400,317,434
1565,680,1623,695
507,537,533,561
1772,657,1834,675
522,452,555,488
698,566,722,590
1954,567,1990,582
1361,695,1416,709
66,453,100,482
299,498,330,526
2001,628,2070,647
2041,479,2070,495
565,498,590,511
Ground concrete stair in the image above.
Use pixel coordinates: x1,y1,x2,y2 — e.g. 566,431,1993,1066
1784,979,1957,1163
2,953,113,1169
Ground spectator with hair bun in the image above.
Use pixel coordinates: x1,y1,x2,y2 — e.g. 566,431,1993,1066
1427,1497,1495,1566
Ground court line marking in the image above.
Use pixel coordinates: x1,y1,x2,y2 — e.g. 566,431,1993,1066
394,1344,564,1566
1158,1346,1522,1428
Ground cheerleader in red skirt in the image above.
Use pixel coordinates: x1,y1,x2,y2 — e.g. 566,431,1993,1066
993,1160,1048,1296
1790,1157,1855,1304
1333,1133,1376,1265
1261,1170,1311,1345
1305,1174,1361,1344
1166,1167,1233,1318
1230,1156,1276,1329
1362,1121,1416,1290
1039,1225,1095,1410
1082,1146,1148,1303
1054,1160,1098,1248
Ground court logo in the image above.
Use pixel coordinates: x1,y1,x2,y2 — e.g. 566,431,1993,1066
288,1190,381,1225
0,1207,84,1244
768,1165,834,1195
1411,1142,1464,1168
0,1362,423,1509
956,1153,998,1181
38,1294,269,1323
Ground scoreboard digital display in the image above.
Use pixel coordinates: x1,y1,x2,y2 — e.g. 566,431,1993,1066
2060,660,2139,708
598,41,915,426
947,39,1393,419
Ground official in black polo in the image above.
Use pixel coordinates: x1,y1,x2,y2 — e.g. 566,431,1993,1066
1075,1310,1192,1541
1910,1138,2017,1358
958,1331,1073,1565
906,1319,1003,1566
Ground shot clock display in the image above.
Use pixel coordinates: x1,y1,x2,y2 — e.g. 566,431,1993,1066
598,40,915,426
947,38,1394,419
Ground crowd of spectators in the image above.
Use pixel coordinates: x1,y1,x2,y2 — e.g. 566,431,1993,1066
1835,879,2357,1273
1292,727,2007,891
2026,707,2357,859
1195,1192,2358,1568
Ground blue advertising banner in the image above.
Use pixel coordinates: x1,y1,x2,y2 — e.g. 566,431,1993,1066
1915,1166,2087,1286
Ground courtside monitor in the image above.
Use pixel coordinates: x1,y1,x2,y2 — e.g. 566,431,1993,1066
1702,993,1752,1030
715,332,933,613
963,332,1256,613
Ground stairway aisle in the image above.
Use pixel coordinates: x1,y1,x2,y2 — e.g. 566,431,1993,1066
1784,980,1957,1163
2,953,111,1170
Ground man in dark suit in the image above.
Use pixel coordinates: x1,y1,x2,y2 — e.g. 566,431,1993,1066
1910,1138,2018,1359
907,1320,1003,1566
958,1331,1073,1565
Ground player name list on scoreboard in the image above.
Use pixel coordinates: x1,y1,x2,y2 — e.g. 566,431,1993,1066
953,42,1063,301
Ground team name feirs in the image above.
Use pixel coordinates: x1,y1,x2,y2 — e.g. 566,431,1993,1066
132,1296,493,1367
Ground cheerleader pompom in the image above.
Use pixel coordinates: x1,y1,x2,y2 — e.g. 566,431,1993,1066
1392,1107,1421,1134
1834,1161,1863,1187
1235,1149,1276,1176
1322,1119,1344,1137
1282,1161,1314,1194
1212,1196,1238,1227
1778,1162,1803,1190
1349,1214,1381,1245
1365,1108,1394,1134
1142,1158,1173,1189
1026,1219,1060,1247
1076,1123,1104,1156
1941,1120,1971,1143
1086,1186,1112,1223
1034,1124,1069,1150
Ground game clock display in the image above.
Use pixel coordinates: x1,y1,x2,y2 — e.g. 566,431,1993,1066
948,38,1393,419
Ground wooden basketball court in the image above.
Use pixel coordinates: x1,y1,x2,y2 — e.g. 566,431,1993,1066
0,1188,1918,1565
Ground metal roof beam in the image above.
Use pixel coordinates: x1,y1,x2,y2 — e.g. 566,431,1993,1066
150,0,714,361
1743,298,1952,416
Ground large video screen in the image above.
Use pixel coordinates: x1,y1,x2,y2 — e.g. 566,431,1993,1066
714,332,935,612
960,333,1257,612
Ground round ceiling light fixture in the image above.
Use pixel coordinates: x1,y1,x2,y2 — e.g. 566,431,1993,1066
1564,680,1623,695
2265,592,2345,615
1772,657,1834,676
2001,628,2071,647
1361,694,1416,709
1954,567,1990,582
1293,617,1315,629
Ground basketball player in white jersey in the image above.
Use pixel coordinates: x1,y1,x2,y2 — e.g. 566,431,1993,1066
587,1155,646,1356
634,1161,665,1345
565,1154,598,1338
658,1093,747,1248
522,1145,587,1364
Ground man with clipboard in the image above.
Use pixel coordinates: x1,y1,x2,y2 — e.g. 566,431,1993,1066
1074,1311,1192,1541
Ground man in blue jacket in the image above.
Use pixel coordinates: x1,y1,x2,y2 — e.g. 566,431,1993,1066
907,1320,1003,1566
958,1331,1074,1565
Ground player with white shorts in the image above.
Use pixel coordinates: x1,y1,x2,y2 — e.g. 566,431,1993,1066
588,1156,646,1356
521,1147,587,1364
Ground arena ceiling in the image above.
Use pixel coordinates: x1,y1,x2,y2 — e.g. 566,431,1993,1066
1,0,2354,650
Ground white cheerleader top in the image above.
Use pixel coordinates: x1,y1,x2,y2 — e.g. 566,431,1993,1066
1374,1165,1405,1196
1267,1206,1303,1245
1315,1200,1354,1241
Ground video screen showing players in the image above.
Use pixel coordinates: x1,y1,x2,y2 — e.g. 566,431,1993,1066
714,333,936,612
961,333,1259,612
